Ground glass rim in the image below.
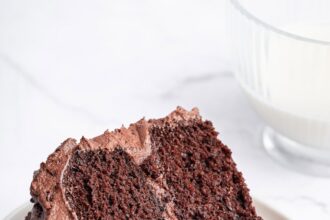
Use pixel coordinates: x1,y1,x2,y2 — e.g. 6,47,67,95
230,0,330,46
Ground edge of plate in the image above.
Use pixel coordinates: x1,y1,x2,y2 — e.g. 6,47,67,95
4,198,288,220
3,202,32,220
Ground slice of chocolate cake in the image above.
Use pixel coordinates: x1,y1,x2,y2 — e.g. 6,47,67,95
26,107,261,220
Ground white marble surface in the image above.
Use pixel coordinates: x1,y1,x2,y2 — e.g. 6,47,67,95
0,0,330,219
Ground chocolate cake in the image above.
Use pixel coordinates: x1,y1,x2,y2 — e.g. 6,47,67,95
26,107,261,220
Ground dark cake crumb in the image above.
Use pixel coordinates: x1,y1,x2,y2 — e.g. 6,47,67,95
141,120,260,219
62,148,165,220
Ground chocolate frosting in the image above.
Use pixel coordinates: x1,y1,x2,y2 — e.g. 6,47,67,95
28,107,200,220
30,138,77,220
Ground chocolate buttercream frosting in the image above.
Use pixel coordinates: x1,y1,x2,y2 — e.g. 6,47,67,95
26,107,261,220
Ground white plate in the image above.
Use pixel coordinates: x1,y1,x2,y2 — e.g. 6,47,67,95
253,198,288,220
4,199,288,220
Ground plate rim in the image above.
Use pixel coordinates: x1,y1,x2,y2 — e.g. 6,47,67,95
3,202,32,220
4,198,288,220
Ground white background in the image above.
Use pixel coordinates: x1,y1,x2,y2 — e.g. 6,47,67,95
0,0,329,219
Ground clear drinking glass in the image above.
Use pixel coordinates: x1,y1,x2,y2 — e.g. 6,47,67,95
228,0,330,176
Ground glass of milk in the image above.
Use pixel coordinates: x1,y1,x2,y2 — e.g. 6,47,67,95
229,0,330,176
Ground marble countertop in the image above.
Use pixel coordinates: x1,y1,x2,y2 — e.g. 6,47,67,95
0,0,330,219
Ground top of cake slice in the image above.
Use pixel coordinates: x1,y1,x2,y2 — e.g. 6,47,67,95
26,107,261,220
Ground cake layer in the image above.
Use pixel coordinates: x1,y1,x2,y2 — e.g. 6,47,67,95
142,119,257,219
63,148,165,219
